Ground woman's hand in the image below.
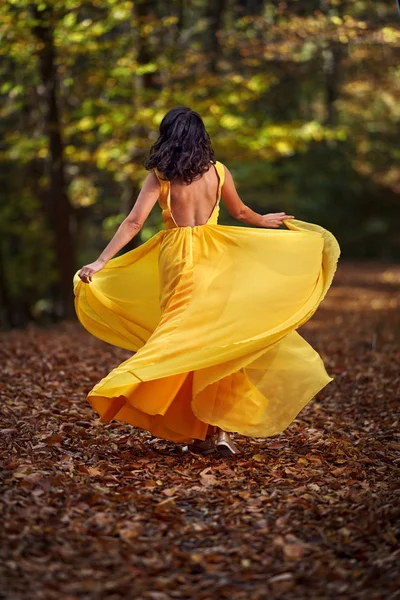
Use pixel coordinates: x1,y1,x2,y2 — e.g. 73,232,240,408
78,258,106,283
260,212,295,228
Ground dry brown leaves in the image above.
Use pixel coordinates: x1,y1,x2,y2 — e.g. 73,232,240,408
0,262,399,600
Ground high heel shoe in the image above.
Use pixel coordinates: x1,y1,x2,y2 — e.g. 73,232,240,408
187,436,216,456
216,429,241,456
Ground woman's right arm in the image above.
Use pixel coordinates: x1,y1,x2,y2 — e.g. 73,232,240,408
221,165,294,228
78,171,160,283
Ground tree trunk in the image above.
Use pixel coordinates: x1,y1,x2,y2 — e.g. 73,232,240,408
320,0,345,126
204,0,227,73
134,0,158,96
323,43,342,125
236,0,265,16
176,0,185,36
0,240,15,328
32,6,76,319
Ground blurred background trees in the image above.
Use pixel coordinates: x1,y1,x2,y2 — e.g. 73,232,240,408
0,0,399,327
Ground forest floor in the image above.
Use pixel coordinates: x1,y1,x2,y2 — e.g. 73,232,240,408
1,261,399,600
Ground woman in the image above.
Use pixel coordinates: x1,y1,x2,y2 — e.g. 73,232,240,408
74,106,340,457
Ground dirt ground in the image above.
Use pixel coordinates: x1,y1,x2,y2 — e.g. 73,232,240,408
1,261,399,600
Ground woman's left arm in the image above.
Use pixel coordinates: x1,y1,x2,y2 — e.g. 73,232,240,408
78,171,160,283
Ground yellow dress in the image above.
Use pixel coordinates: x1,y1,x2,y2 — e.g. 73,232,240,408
73,160,340,443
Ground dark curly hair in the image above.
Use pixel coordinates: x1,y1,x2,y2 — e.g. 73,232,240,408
144,106,216,184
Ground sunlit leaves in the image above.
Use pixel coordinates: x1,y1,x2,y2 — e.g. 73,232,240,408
68,176,98,207
220,114,244,130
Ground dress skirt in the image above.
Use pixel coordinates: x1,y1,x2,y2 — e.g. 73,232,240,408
73,218,340,443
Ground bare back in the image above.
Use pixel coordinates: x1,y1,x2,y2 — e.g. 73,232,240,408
169,163,221,227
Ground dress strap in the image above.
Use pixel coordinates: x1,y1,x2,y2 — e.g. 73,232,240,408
214,161,225,198
154,168,179,227
154,168,167,192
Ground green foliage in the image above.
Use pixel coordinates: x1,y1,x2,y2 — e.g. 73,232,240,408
0,168,55,314
0,0,399,325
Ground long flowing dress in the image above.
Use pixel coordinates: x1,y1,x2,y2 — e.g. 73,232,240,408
73,160,340,443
